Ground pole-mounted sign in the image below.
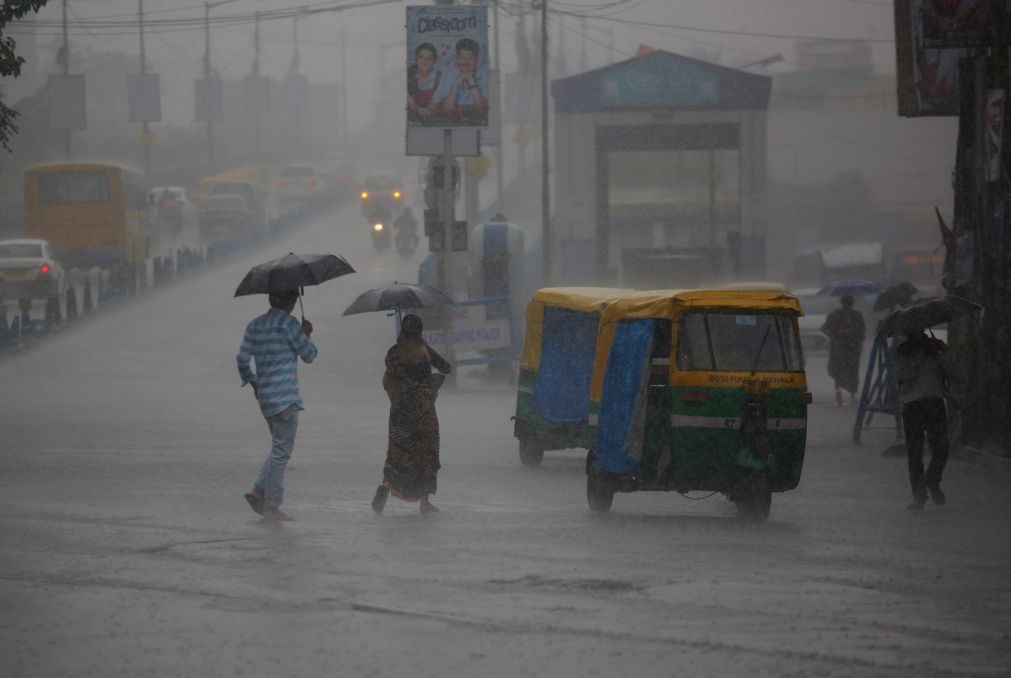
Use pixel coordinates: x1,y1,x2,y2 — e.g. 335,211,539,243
406,5,489,129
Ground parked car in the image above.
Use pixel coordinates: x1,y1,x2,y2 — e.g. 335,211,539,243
793,287,837,353
198,195,257,243
276,164,326,211
0,238,66,312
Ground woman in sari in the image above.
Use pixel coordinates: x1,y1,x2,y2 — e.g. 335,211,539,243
821,295,866,406
371,314,452,514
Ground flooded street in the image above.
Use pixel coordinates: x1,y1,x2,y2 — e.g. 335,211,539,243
1,202,1008,677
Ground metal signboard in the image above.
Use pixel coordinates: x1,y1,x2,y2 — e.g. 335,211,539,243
406,5,489,129
242,75,271,115
281,74,310,112
47,75,86,131
127,73,161,123
407,127,480,156
195,78,224,122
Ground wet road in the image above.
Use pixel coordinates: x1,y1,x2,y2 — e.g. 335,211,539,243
1,201,1009,677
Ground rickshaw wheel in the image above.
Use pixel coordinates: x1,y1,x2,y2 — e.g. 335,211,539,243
735,482,772,522
518,438,544,467
586,452,614,512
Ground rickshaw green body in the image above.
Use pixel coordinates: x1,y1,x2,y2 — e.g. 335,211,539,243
583,289,809,517
586,381,807,493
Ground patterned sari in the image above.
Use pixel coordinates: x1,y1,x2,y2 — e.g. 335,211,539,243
381,338,451,501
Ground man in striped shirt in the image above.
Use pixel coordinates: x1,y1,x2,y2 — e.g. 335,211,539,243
237,289,318,521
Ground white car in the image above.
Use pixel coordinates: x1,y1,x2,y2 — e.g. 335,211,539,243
275,164,326,209
793,287,838,353
0,239,66,314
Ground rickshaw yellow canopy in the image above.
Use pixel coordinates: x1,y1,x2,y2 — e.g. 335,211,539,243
590,289,804,401
519,287,635,372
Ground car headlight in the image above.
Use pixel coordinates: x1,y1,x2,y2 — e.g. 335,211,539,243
373,223,384,232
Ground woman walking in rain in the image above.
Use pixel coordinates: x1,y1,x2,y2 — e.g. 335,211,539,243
371,314,452,514
821,295,866,406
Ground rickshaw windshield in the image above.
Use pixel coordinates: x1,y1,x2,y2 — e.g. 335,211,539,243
677,310,803,372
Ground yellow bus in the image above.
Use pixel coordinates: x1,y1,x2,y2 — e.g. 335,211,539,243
23,162,149,268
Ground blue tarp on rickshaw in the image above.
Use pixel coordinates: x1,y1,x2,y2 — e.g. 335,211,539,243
596,319,656,474
532,307,600,422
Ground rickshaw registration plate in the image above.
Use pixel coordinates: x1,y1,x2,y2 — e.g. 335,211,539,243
742,378,771,395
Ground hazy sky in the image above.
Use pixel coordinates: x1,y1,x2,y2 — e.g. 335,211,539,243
17,0,897,129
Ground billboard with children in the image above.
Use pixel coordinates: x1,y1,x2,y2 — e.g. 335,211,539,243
406,5,489,128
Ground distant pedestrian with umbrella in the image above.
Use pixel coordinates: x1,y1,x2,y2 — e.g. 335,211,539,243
821,294,866,406
895,329,949,511
234,253,355,521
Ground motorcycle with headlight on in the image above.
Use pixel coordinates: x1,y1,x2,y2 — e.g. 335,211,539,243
369,205,392,250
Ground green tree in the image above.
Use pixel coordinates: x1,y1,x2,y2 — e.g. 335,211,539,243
1,1,48,151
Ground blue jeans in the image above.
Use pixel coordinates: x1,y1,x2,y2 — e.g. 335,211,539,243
253,405,299,510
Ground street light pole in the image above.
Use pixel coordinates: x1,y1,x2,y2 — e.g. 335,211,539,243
138,0,149,183
61,0,70,159
540,0,550,284
202,0,243,167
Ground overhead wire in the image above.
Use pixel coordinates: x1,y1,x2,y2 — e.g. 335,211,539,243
8,0,402,37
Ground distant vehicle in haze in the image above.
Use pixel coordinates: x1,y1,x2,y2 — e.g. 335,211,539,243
888,244,945,297
792,287,835,353
315,152,354,197
23,162,149,270
360,173,404,220
207,179,268,232
147,186,190,235
276,164,326,212
0,238,66,316
198,195,258,244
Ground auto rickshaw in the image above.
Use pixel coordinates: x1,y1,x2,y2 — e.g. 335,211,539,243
512,287,635,466
585,288,809,520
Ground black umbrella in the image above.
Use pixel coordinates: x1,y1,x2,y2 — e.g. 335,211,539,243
878,295,981,337
817,279,881,297
343,281,454,335
234,253,355,297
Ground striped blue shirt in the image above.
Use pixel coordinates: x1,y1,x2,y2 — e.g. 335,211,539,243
236,308,318,417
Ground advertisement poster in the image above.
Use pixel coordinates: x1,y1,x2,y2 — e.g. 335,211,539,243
406,5,489,128
896,0,1008,117
921,0,992,48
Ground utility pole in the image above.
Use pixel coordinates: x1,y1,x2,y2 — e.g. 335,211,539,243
61,0,70,159
340,21,347,147
138,0,149,182
291,11,303,153
540,0,550,284
493,0,504,208
252,10,261,153
204,2,214,165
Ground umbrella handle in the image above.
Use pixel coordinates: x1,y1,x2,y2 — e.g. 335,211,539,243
298,294,306,323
